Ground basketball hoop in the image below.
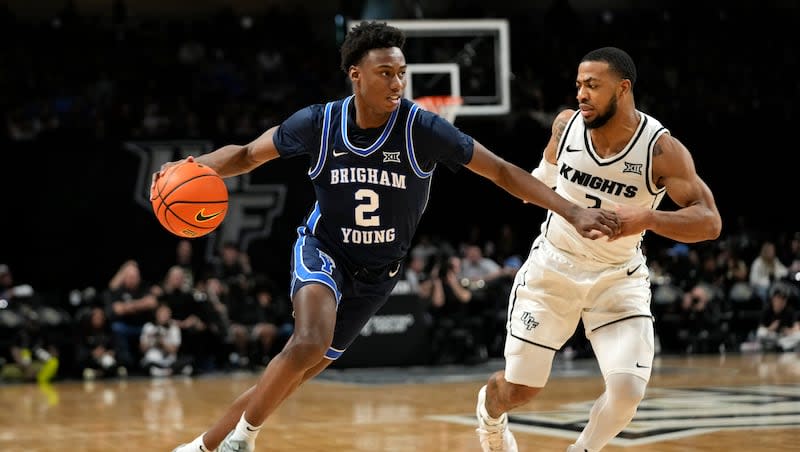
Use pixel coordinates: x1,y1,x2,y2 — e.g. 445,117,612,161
413,95,463,124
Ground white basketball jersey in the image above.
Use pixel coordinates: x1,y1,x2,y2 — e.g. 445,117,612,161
541,110,668,264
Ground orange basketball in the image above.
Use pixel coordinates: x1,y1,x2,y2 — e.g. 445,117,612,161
151,161,228,238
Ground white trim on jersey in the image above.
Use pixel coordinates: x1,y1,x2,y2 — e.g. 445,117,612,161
340,95,400,156
405,103,435,179
309,102,334,179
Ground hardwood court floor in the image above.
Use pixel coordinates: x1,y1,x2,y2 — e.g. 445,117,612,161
1,352,798,451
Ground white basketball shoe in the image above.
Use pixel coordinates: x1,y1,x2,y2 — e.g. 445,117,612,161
218,431,253,452
476,385,518,452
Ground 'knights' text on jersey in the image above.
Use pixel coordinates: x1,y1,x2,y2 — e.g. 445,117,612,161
542,110,668,264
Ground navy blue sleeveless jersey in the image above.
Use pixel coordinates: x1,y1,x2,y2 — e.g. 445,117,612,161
273,96,474,272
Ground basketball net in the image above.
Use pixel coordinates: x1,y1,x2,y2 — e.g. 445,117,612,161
413,95,463,124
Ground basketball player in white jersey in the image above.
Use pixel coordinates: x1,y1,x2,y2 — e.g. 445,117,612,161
475,47,722,451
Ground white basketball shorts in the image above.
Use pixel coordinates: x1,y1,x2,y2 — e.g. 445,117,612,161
504,237,654,387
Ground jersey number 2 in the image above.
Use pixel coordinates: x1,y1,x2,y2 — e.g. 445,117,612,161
355,189,380,226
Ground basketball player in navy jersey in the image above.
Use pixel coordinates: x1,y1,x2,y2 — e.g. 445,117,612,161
158,22,621,452
475,47,722,451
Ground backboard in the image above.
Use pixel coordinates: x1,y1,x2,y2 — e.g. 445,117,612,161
346,19,511,121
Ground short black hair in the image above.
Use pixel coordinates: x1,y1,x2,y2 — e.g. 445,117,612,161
340,21,406,74
581,46,637,86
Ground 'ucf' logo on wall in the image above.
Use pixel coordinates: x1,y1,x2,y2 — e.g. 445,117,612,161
127,140,286,255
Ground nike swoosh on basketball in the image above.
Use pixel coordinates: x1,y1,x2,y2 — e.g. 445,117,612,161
332,149,348,157
566,146,582,152
195,208,223,222
635,362,650,368
626,264,642,276
388,264,400,277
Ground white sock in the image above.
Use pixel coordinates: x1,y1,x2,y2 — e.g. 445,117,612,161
567,446,591,452
230,412,262,447
177,433,213,452
479,386,505,426
570,445,594,452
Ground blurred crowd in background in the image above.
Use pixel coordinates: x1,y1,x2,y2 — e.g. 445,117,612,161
3,226,799,383
1,1,791,152
1,0,798,383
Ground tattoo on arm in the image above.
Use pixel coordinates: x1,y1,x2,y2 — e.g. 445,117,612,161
553,117,568,143
652,140,664,157
652,139,665,186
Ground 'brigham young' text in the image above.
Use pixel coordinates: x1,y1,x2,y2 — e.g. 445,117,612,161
332,167,405,244
330,167,406,188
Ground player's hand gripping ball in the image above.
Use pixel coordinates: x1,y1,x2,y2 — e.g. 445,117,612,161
151,161,228,238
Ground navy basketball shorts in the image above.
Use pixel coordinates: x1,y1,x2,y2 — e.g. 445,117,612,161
289,226,401,360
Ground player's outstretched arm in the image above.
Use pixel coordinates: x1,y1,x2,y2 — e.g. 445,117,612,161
465,140,620,240
150,126,281,197
195,126,281,178
614,134,721,243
